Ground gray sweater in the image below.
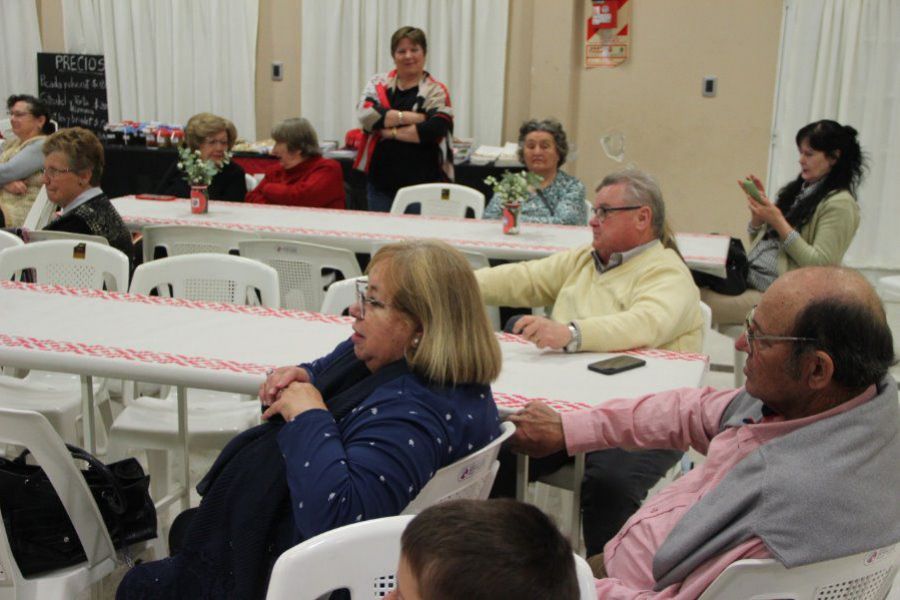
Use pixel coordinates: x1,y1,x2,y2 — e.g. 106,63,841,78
653,376,900,590
0,137,44,185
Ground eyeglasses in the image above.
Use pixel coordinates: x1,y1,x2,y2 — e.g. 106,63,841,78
743,307,817,355
201,137,229,147
41,166,76,179
591,205,643,221
7,110,31,118
355,278,390,318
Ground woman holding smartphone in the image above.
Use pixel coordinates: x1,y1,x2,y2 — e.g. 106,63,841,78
702,119,866,325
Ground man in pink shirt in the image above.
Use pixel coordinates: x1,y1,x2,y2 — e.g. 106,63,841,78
509,266,900,599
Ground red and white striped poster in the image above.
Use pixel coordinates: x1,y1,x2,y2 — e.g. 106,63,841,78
585,0,632,69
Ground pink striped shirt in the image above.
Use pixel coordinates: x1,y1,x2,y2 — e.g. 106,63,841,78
561,385,874,599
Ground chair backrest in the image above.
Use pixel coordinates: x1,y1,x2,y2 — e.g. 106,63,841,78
0,239,129,291
320,275,364,315
0,408,116,591
0,230,25,251
402,421,515,514
266,514,413,599
699,300,713,356
129,253,280,307
238,239,362,311
266,511,597,600
141,225,259,263
28,230,110,246
391,183,485,219
22,185,55,231
697,545,900,600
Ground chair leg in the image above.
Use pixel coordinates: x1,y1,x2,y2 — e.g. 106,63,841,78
147,449,171,503
733,348,746,387
570,453,586,552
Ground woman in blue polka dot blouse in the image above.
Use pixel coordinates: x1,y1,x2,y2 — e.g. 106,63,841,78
117,240,503,599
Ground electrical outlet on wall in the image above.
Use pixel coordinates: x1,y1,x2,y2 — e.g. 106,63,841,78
702,76,717,97
272,62,284,81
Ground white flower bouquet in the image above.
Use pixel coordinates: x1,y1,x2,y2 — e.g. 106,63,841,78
484,170,543,204
177,146,232,187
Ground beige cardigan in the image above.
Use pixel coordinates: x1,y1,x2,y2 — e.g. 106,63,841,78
751,189,859,275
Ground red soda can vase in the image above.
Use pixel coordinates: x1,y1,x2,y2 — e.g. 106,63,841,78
502,201,522,235
190,186,209,214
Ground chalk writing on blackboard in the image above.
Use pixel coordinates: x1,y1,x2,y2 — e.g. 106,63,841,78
37,52,109,133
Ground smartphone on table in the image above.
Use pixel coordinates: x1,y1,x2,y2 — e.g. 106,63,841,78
740,179,766,204
587,355,646,375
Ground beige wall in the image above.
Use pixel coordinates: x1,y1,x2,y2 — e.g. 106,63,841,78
504,0,783,239
36,0,63,53
255,0,302,141
35,0,783,238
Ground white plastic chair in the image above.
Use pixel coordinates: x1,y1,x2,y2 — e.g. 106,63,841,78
128,252,279,306
699,300,713,357
697,544,899,599
0,408,117,600
321,275,365,315
403,421,515,514
141,224,260,263
460,249,501,331
0,230,24,251
391,183,485,219
27,229,110,245
238,239,362,311
0,239,128,291
0,241,130,447
265,513,597,600
109,254,279,509
22,185,55,231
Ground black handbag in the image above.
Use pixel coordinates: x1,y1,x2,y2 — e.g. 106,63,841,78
0,444,157,577
692,236,749,296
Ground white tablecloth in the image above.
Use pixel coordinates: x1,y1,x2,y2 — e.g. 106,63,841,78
0,281,708,412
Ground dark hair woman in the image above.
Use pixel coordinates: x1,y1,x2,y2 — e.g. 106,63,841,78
702,120,866,325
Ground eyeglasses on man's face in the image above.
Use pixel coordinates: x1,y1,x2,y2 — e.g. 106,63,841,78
591,205,643,221
41,166,76,179
7,110,31,119
355,278,389,318
743,306,817,355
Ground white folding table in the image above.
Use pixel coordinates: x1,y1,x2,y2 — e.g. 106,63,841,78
0,281,709,514
111,195,730,271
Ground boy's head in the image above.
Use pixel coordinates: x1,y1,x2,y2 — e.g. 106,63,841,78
387,499,579,600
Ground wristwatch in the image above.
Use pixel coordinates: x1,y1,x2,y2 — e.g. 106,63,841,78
564,322,581,354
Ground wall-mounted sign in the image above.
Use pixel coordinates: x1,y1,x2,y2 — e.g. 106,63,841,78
585,0,632,69
38,52,109,133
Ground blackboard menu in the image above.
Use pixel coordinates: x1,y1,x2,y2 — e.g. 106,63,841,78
37,52,109,133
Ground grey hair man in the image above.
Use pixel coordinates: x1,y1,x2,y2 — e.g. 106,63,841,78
508,266,899,597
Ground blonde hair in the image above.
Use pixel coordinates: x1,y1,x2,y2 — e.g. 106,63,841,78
369,240,501,386
42,127,104,186
184,112,237,151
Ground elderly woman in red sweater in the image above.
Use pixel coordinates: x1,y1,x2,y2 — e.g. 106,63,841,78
246,118,345,209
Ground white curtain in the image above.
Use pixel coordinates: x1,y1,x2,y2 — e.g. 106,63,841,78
770,0,900,269
301,0,509,146
0,0,42,101
61,0,259,141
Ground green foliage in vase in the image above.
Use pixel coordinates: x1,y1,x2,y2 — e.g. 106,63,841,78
177,146,232,186
484,170,543,204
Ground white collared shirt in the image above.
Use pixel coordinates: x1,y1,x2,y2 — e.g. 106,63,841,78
592,239,659,274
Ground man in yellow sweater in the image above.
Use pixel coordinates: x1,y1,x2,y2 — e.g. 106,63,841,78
477,169,702,353
480,168,703,558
